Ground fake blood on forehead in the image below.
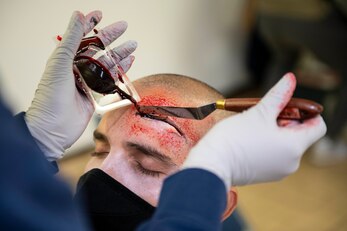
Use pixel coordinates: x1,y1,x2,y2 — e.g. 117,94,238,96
138,95,179,106
136,96,200,144
133,96,184,135
126,109,185,153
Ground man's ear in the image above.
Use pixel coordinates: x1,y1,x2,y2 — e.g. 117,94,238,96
222,187,238,221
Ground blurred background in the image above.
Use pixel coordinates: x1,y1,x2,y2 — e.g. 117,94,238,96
0,0,249,154
1,0,347,230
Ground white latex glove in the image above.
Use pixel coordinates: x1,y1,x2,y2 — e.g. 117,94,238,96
25,11,137,161
182,73,327,189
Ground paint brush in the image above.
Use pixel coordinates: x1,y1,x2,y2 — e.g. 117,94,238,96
137,98,323,120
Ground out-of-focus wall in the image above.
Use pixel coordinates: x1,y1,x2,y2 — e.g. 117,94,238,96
0,0,249,154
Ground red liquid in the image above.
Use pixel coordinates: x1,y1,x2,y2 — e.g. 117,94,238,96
75,53,180,132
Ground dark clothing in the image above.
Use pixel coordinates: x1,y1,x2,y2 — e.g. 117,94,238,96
0,100,91,231
0,98,226,231
75,168,155,231
138,169,227,231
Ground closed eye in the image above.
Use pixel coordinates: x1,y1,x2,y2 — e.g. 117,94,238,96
133,160,162,178
91,151,109,158
126,142,176,167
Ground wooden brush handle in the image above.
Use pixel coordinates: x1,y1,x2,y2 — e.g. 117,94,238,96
220,98,323,120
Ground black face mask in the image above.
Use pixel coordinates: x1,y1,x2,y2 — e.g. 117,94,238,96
74,168,155,231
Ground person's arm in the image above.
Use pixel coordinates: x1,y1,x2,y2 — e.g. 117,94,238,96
25,11,137,162
138,169,226,231
0,11,137,230
14,112,59,173
0,98,90,231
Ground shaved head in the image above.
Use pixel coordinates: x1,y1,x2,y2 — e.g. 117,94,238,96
134,73,224,104
133,73,232,126
85,73,234,206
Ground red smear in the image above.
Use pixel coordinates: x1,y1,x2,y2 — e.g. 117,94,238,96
277,119,300,127
130,122,150,135
122,94,206,164
56,35,62,41
138,96,201,144
279,108,300,120
126,108,185,152
158,131,183,150
139,95,178,107
180,119,199,144
117,72,124,83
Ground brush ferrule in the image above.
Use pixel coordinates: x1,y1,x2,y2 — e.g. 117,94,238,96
215,99,225,109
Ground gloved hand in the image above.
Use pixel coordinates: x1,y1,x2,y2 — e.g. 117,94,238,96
25,11,137,161
182,73,327,189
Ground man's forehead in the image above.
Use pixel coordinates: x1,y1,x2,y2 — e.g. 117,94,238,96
139,95,179,107
97,108,190,165
137,86,183,105
101,87,216,139
100,106,129,129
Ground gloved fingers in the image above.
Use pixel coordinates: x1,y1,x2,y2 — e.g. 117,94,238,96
286,115,327,148
81,22,131,60
119,55,135,73
111,40,137,62
84,10,102,35
58,11,86,61
98,55,134,83
277,119,301,127
258,73,297,122
96,21,128,47
96,40,137,70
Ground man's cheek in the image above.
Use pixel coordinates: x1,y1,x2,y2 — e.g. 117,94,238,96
129,175,163,207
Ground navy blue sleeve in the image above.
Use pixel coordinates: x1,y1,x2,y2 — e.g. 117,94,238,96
0,99,90,231
138,168,227,231
13,112,59,173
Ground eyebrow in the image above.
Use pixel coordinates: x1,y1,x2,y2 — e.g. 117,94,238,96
126,141,177,167
93,129,108,143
